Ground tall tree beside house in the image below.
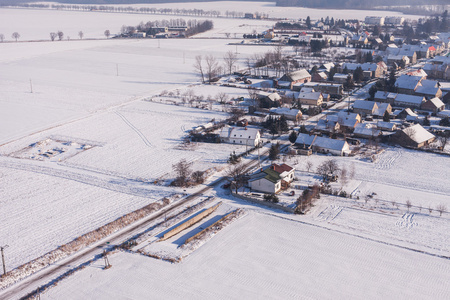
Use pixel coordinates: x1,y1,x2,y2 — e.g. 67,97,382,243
369,85,377,100
288,130,298,144
223,50,238,75
205,54,220,83
193,55,205,83
344,74,354,90
306,16,311,29
388,69,397,92
269,143,280,160
353,66,364,83
372,25,380,37
383,111,390,122
328,66,337,81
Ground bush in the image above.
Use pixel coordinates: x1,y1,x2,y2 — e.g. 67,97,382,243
263,193,279,203
339,190,347,198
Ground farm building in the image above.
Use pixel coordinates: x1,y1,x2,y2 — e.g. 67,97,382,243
269,107,302,122
421,97,445,113
279,69,311,89
297,92,323,106
353,100,378,117
294,133,350,156
395,124,436,148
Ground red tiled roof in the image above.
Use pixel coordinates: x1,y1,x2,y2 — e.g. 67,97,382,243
272,163,293,174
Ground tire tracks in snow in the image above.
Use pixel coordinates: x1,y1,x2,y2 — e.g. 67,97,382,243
375,147,402,170
0,159,166,199
115,111,153,148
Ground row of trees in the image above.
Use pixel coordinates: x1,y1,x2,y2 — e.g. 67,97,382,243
0,32,20,42
193,50,238,84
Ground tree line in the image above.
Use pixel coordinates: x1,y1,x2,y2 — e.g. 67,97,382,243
275,0,448,9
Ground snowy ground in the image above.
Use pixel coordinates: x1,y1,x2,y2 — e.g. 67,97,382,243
43,209,449,300
0,5,448,299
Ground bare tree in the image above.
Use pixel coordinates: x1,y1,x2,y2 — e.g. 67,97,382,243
248,89,259,107
228,107,245,122
172,159,192,187
78,31,84,39
436,204,446,217
0,34,4,42
226,163,246,194
104,30,111,39
428,205,433,214
216,92,229,104
350,163,356,179
205,54,220,83
225,32,231,38
316,159,341,181
191,171,205,184
57,31,64,41
340,166,348,188
223,50,238,75
193,55,205,83
12,32,20,42
50,32,57,41
305,161,313,172
406,200,412,212
437,133,449,151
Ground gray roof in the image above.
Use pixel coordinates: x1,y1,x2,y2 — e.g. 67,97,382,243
395,94,425,106
353,100,377,111
395,75,422,90
281,69,311,82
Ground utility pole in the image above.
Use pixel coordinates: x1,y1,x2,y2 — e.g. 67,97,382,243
116,64,119,76
158,39,160,48
103,250,111,269
1,245,8,275
183,52,185,64
29,79,33,93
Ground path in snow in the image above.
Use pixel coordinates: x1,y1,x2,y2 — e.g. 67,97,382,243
396,213,418,229
316,205,343,222
115,111,153,148
375,147,402,170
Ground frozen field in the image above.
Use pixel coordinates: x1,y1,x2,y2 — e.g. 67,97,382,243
43,210,450,300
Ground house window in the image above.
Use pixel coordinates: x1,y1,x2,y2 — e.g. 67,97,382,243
240,141,242,143
249,136,251,138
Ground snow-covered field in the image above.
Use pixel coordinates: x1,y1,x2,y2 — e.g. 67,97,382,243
0,4,449,299
43,210,449,300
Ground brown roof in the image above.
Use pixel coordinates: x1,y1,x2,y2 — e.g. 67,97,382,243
272,163,293,174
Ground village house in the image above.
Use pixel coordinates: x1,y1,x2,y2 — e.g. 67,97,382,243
394,94,426,108
297,91,323,106
353,123,381,139
423,56,450,80
395,124,435,148
394,75,423,95
327,111,361,132
341,62,386,79
352,100,378,117
376,121,397,131
421,97,445,113
406,68,428,79
374,91,397,104
278,69,311,89
414,80,442,99
295,133,350,156
218,126,261,147
269,107,303,122
256,91,282,108
248,163,295,194
397,108,419,121
315,118,340,134
373,102,392,118
333,73,351,84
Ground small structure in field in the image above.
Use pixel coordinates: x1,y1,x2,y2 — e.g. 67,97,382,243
218,126,261,147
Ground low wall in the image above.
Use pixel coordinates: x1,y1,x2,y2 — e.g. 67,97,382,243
232,192,295,213
160,202,222,241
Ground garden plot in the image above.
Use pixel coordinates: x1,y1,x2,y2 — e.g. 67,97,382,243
136,202,244,262
7,137,100,162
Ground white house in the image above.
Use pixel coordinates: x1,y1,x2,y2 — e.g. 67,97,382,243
219,126,261,147
249,163,295,194
295,133,350,156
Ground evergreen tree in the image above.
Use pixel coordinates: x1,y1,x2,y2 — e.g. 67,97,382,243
306,16,311,29
353,66,364,83
383,110,390,122
288,131,298,144
269,143,280,160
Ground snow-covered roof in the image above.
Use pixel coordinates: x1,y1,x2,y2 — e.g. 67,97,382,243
353,123,381,137
315,119,338,132
376,121,396,130
257,91,281,101
342,62,378,72
219,126,259,139
298,91,322,100
353,100,377,111
425,97,445,108
394,75,422,90
269,107,301,117
295,133,316,146
373,102,391,116
328,111,360,128
437,110,450,118
280,69,311,82
395,94,425,106
402,108,418,117
313,136,348,151
402,124,435,144
406,69,428,78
